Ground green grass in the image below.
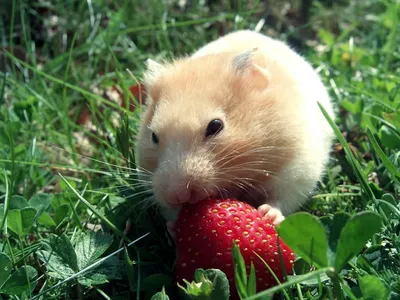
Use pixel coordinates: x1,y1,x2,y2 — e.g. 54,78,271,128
0,0,399,299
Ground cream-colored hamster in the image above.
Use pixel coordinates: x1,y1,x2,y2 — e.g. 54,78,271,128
135,30,334,228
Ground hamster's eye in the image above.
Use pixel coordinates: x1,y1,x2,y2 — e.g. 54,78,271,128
152,132,159,144
206,119,224,138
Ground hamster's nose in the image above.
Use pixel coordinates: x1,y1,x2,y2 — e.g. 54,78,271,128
166,179,209,206
175,185,196,204
168,181,207,205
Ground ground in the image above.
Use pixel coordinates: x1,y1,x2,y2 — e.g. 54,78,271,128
0,0,399,299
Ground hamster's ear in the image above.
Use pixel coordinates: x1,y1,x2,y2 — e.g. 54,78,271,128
232,48,257,73
232,48,270,89
143,58,165,86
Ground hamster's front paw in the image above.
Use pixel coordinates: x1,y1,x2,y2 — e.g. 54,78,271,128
258,204,285,226
166,221,176,240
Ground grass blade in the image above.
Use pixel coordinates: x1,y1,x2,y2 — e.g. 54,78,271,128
318,102,376,203
0,170,10,236
2,50,134,115
247,262,256,296
365,127,400,183
58,173,130,243
244,267,334,300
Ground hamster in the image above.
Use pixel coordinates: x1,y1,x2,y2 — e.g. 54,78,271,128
135,30,335,229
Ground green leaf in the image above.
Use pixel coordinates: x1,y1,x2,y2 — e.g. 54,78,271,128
298,273,330,286
293,258,312,275
322,213,351,267
0,253,12,288
28,193,54,222
359,275,390,300
277,212,328,269
247,262,256,296
37,212,57,227
37,231,122,287
232,241,248,299
0,265,38,296
54,204,69,225
151,287,170,300
378,193,400,218
141,274,173,292
378,124,400,150
124,247,135,292
77,256,122,286
366,127,400,183
9,195,29,210
335,212,382,272
74,231,113,270
7,208,37,237
78,272,108,286
318,28,335,46
36,233,79,280
341,99,363,114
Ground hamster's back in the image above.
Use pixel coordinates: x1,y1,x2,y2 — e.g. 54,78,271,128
193,30,333,115
194,30,335,214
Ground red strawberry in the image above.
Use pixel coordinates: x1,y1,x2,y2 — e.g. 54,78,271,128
175,198,294,299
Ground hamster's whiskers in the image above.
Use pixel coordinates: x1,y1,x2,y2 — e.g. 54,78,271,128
216,147,292,169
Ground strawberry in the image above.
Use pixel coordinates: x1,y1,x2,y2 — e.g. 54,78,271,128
175,198,294,299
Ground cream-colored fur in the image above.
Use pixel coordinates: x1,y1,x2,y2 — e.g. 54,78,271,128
136,30,335,223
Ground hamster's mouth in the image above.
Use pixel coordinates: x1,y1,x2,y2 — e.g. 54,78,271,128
233,187,271,208
200,184,271,208
164,180,271,208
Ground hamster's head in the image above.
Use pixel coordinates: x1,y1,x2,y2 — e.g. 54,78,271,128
135,49,296,210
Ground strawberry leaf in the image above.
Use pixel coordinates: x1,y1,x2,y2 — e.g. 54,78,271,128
36,233,78,280
277,212,328,269
74,231,113,270
334,212,382,272
37,232,121,286
77,256,122,286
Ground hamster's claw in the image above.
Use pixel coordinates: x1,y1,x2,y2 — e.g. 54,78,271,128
258,204,285,226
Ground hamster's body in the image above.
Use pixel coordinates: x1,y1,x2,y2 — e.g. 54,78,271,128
136,30,334,225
